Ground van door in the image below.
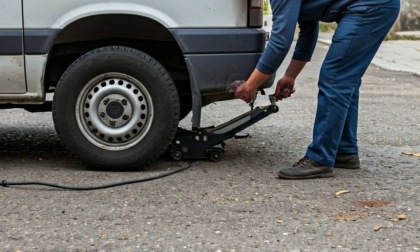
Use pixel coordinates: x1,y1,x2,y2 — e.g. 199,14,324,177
0,0,26,94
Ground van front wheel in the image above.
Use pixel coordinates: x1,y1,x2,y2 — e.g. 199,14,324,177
53,46,180,170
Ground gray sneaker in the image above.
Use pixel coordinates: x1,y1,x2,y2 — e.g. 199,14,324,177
277,156,334,179
335,154,360,169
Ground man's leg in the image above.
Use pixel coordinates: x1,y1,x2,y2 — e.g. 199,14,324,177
335,87,362,169
337,87,360,155
337,0,401,159
306,0,401,166
278,0,400,179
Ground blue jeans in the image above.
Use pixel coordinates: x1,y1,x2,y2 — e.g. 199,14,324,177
305,0,400,167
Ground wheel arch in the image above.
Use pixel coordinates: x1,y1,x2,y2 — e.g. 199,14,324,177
50,3,178,29
44,13,191,110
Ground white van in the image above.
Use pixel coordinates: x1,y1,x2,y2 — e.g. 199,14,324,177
0,0,274,169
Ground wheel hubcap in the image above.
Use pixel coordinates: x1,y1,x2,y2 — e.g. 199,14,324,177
98,94,132,128
76,73,153,151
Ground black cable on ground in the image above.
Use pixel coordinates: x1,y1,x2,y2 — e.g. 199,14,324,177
1,161,196,191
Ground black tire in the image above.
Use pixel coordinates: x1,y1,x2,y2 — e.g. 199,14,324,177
53,46,180,170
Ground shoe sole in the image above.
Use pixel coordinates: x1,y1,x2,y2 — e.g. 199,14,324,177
277,171,335,180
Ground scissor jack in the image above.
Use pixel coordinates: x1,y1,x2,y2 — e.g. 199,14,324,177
168,94,279,162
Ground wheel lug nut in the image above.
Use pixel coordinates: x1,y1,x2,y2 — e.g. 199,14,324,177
122,115,130,120
100,112,106,118
103,98,110,105
121,99,128,106
109,121,116,127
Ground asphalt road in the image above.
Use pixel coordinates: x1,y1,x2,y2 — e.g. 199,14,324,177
1,44,419,251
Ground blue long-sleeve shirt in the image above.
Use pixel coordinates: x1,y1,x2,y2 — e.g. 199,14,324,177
257,0,392,75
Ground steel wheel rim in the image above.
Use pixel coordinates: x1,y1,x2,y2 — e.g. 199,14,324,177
76,72,154,151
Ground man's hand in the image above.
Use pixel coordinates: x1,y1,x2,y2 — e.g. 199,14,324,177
229,80,257,104
275,76,296,101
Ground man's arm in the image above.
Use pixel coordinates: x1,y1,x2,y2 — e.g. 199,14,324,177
234,0,302,103
271,19,318,100
293,19,319,62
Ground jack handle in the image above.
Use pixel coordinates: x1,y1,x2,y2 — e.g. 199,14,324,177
269,94,277,106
